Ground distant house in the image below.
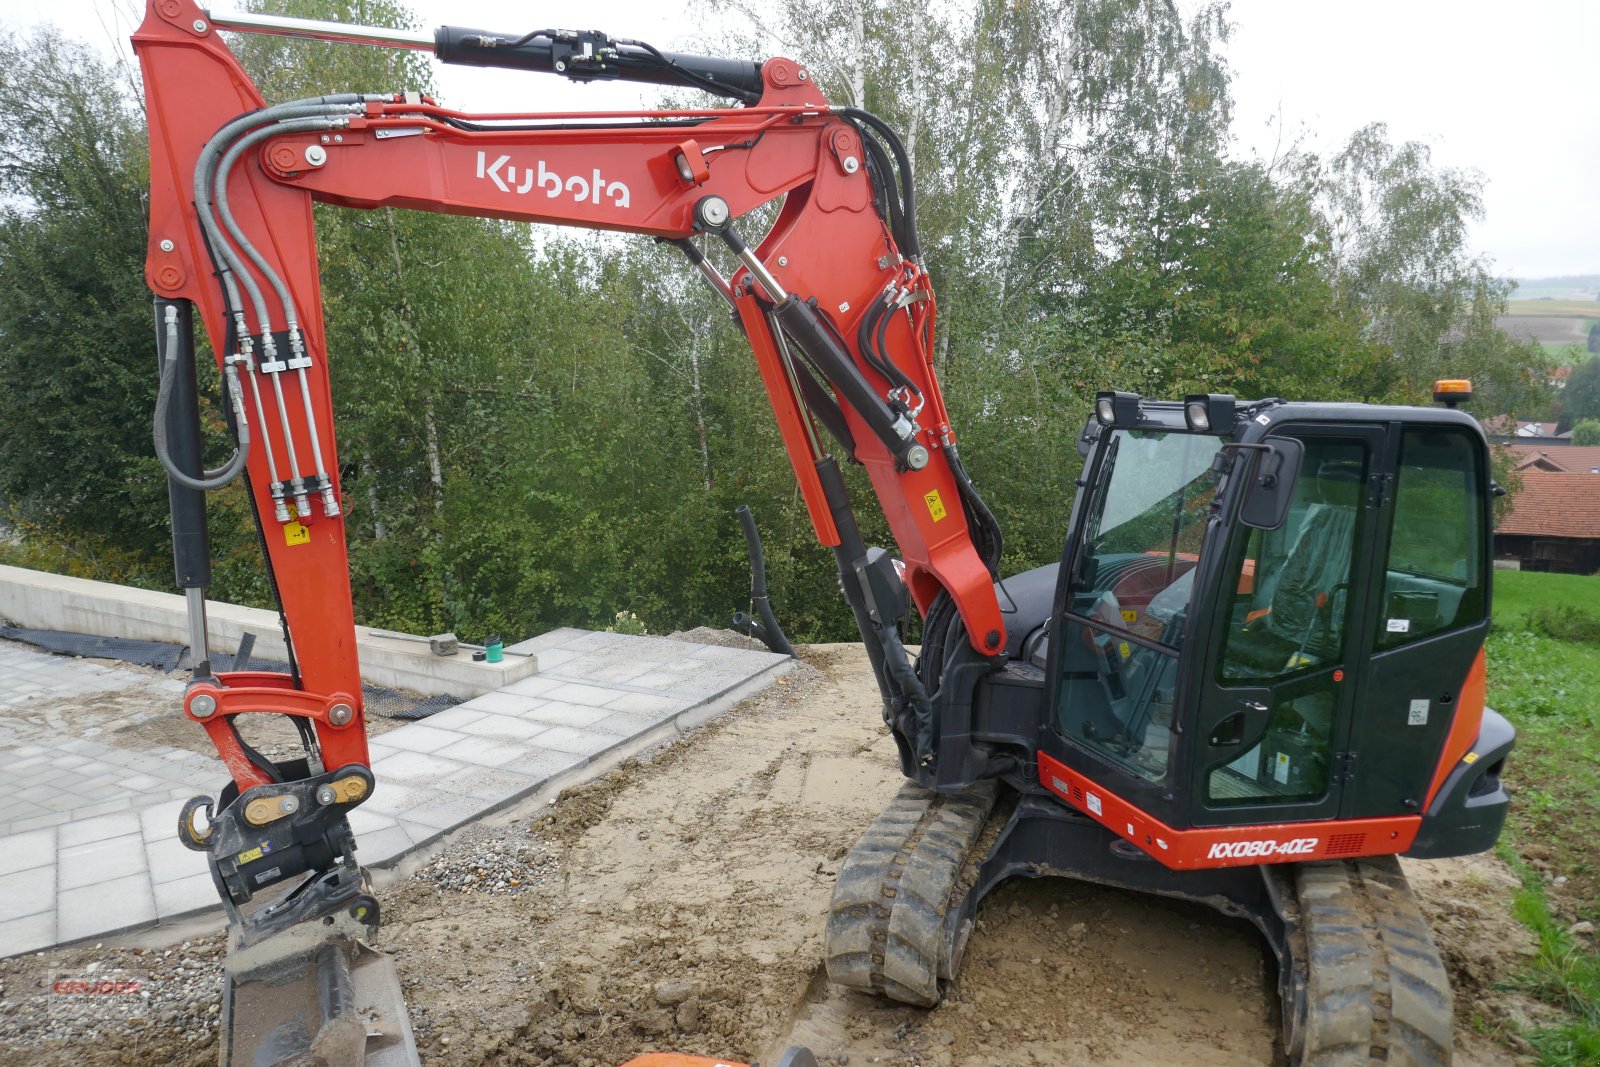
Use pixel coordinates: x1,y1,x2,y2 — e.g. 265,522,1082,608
1495,470,1600,574
1482,415,1573,443
1507,444,1600,475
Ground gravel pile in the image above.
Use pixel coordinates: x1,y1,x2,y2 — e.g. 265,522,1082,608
0,936,225,1053
416,825,559,896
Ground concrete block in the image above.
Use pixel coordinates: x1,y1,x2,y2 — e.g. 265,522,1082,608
527,727,614,757
60,832,146,891
346,807,400,837
114,774,163,793
360,782,425,820
458,691,550,716
434,736,526,769
558,631,632,652
0,910,56,958
0,828,57,877
146,834,208,885
62,798,132,820
395,792,484,831
0,864,55,923
504,628,589,655
396,821,443,851
502,749,580,784
458,715,550,741
58,811,141,850
7,812,70,833
520,646,581,671
356,825,413,866
604,692,691,717
374,724,464,756
368,750,468,788
592,711,666,737
140,799,189,843
520,701,618,728
434,766,537,804
57,871,155,943
153,872,218,920
411,706,486,732
543,682,622,708
500,675,567,698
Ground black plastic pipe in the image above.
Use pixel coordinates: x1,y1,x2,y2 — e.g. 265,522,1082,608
733,505,794,656
154,298,213,591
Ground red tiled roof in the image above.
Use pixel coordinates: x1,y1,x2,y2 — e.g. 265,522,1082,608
1499,472,1600,539
1506,444,1600,474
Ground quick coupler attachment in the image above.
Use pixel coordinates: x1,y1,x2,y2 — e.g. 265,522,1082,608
177,763,375,906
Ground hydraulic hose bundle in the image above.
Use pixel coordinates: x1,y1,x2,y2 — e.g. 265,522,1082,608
183,94,385,522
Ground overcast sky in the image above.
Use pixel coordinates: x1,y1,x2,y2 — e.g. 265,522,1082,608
5,0,1597,278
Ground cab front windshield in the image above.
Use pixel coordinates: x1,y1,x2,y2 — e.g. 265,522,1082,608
1057,429,1225,784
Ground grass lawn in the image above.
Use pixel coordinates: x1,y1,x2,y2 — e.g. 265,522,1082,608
1487,569,1600,1063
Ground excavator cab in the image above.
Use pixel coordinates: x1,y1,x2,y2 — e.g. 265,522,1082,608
1040,392,1507,853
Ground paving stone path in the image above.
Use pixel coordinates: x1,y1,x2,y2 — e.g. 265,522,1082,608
0,628,789,958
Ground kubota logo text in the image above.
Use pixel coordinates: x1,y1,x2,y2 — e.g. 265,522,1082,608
475,151,631,208
1206,837,1319,860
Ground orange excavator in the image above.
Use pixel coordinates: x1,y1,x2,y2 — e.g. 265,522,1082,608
133,4,1510,1065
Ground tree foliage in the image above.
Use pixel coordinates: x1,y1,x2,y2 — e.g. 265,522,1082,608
0,0,1558,644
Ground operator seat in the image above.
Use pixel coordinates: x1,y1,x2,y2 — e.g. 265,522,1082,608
1229,461,1361,677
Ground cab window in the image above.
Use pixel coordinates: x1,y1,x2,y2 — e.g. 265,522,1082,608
1056,429,1225,784
1376,428,1487,649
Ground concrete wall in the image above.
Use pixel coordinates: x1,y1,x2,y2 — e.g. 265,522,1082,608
0,565,537,698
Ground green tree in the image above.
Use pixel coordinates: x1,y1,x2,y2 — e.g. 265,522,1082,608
1562,356,1600,429
1571,419,1600,446
0,29,206,586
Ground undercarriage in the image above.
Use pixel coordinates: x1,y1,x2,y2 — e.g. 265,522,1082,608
826,783,1454,1066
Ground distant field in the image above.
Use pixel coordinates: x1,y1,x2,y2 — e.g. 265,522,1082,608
1505,299,1600,318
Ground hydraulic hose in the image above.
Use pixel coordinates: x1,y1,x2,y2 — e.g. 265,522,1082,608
153,306,250,491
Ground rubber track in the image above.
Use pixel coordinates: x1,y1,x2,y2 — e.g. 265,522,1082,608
824,781,998,1006
1295,856,1454,1067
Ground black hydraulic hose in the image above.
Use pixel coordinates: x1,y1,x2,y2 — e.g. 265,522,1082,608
153,305,249,490
879,622,935,767
946,444,1003,577
842,109,921,261
857,128,907,252
733,505,794,656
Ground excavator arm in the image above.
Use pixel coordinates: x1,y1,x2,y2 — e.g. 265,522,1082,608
132,3,1002,1063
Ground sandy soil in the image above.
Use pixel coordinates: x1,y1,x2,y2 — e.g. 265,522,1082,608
0,644,1538,1066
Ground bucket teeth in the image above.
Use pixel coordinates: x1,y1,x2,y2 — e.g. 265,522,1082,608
824,780,998,1006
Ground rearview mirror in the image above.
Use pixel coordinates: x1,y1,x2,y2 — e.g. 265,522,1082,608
1240,437,1302,530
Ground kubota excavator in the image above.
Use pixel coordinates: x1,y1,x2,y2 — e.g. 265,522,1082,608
131,4,1512,1065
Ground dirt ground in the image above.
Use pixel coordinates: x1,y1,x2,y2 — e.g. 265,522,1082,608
0,644,1541,1066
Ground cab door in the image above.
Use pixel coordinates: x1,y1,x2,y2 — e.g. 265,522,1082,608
1342,423,1492,818
1186,426,1388,827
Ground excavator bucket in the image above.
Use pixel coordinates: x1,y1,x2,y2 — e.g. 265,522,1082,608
220,926,418,1067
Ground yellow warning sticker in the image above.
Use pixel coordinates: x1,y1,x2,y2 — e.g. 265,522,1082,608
1121,609,1138,624
1462,752,1480,765
924,489,948,522
237,846,264,865
1118,642,1131,659
283,520,311,546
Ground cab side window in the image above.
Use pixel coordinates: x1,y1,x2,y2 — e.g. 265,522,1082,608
1218,440,1367,682
1376,428,1487,649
